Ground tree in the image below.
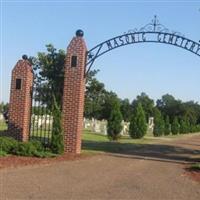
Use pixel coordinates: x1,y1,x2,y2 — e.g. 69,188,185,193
101,91,120,120
31,44,66,108
120,99,132,122
171,117,180,135
84,70,106,119
153,107,165,137
50,95,64,154
164,115,171,136
129,103,147,139
107,100,123,141
185,117,191,133
132,92,154,122
179,118,187,134
0,102,8,113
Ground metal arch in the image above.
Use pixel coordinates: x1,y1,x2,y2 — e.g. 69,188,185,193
85,16,200,75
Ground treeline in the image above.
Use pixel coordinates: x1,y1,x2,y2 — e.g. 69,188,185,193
85,73,200,139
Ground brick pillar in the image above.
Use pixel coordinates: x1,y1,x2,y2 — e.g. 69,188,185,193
62,30,87,154
8,56,33,141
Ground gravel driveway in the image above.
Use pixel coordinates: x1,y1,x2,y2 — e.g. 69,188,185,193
1,135,200,200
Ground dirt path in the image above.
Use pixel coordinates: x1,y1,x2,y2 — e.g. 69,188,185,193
1,135,200,200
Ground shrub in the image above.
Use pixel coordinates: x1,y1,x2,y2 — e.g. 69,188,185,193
50,95,64,154
190,163,200,170
107,100,123,141
179,119,187,134
0,136,58,158
0,136,18,153
185,118,191,133
153,108,165,137
30,139,44,152
171,117,179,135
129,103,147,139
0,150,7,157
12,142,38,156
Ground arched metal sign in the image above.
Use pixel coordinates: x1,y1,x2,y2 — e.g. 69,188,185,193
86,16,200,74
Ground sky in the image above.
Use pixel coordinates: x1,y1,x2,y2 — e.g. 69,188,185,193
0,0,200,104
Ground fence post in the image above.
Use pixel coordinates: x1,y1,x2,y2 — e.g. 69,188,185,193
8,55,33,141
62,30,87,154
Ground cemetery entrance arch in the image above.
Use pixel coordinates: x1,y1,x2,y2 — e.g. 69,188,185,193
63,16,200,153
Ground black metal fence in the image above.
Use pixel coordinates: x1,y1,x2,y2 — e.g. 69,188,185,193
30,87,54,146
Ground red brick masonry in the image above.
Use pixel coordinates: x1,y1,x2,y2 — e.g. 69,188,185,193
8,59,33,141
62,36,87,154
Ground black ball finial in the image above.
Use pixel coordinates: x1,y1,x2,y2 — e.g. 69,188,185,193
22,55,28,60
76,29,84,37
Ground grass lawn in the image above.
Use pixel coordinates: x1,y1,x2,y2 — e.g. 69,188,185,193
190,163,200,170
82,130,155,154
0,121,7,131
82,130,200,154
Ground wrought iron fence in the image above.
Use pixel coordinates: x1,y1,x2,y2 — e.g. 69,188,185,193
30,87,54,146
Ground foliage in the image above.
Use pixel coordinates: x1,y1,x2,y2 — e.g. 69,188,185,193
156,94,200,126
107,100,123,141
120,99,132,122
101,91,120,120
129,102,147,139
164,116,171,136
0,150,7,156
0,136,57,157
179,118,188,134
30,44,65,108
132,92,154,122
0,136,18,153
12,142,39,156
50,95,64,154
0,102,9,113
84,70,107,119
153,107,165,137
190,163,200,170
171,117,180,135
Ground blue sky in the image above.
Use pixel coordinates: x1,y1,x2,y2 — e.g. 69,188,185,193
1,0,200,104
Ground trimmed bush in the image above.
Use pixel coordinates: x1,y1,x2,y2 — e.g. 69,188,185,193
107,100,123,141
12,142,38,156
153,108,165,137
50,95,64,154
129,103,147,139
0,136,18,153
179,119,187,134
0,150,7,157
171,117,180,135
0,136,55,158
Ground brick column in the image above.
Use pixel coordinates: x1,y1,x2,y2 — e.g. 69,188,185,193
8,56,33,141
62,30,87,154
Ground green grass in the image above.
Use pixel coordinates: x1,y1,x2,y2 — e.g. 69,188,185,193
0,150,7,157
190,163,200,170
82,130,200,154
0,121,7,131
82,130,155,154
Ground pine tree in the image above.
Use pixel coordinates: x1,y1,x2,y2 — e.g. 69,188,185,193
185,118,191,133
153,108,165,137
171,117,179,135
164,115,171,136
50,95,64,154
179,119,187,134
107,100,123,141
129,103,147,139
